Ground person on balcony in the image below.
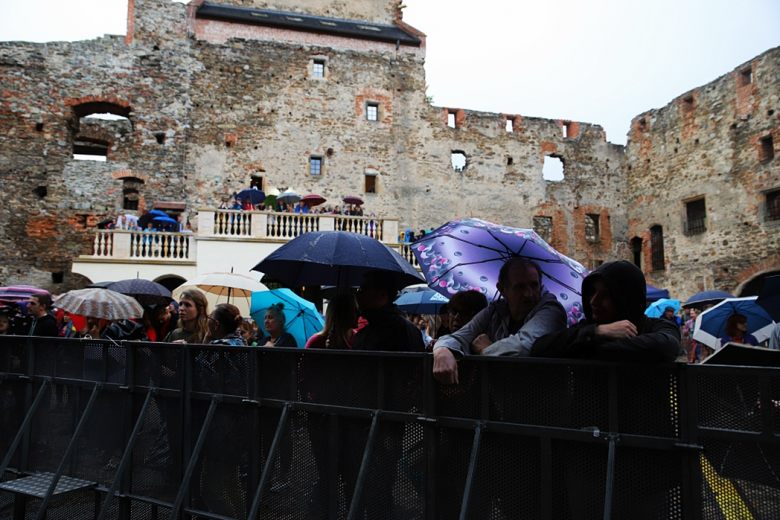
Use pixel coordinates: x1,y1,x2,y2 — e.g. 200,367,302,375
353,204,364,217
432,258,566,385
244,197,255,211
531,260,680,362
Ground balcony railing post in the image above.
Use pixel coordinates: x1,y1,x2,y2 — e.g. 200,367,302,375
319,215,335,232
251,212,267,239
382,219,398,244
198,209,215,237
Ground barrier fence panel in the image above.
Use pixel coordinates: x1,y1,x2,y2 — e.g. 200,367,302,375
0,336,779,519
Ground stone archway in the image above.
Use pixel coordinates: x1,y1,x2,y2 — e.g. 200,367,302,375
737,269,780,297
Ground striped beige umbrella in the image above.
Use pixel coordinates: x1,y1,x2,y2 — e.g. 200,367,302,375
172,272,268,317
56,288,144,320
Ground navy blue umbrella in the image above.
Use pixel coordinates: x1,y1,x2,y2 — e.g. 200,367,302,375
757,275,780,322
395,290,449,314
646,284,669,302
237,189,266,205
108,279,172,307
683,290,734,309
252,231,425,289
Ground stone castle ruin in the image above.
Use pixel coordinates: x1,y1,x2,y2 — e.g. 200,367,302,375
0,0,777,297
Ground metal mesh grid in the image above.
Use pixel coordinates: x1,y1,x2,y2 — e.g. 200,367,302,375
617,367,680,437
0,335,27,375
551,440,608,520
71,388,125,487
130,390,180,504
256,350,296,402
17,488,97,520
772,377,780,434
384,357,423,413
488,362,577,427
133,343,183,391
190,401,249,520
469,432,540,520
0,379,25,471
434,426,472,519
697,373,761,432
297,352,377,409
612,446,683,519
701,438,780,519
192,348,250,398
435,362,481,420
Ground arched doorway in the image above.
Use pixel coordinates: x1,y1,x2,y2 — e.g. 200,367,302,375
154,275,187,293
738,270,780,297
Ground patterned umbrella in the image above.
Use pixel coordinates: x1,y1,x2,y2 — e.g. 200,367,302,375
107,279,172,307
56,288,144,320
0,285,51,304
412,218,588,322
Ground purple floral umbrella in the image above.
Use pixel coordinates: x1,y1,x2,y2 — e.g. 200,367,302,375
412,218,588,326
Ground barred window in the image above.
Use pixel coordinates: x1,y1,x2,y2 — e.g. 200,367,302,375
312,60,325,78
767,191,780,222
366,103,378,121
650,226,665,271
684,198,706,234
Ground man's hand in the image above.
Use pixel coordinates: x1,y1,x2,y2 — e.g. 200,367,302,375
433,348,459,385
595,320,637,340
470,334,493,355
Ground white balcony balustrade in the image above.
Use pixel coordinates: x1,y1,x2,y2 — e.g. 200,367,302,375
91,230,194,261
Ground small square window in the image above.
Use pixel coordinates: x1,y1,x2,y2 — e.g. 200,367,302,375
767,191,780,222
447,112,456,128
739,68,753,87
585,214,600,242
313,61,325,78
366,103,378,122
505,118,514,132
310,157,322,175
365,175,377,193
761,135,775,162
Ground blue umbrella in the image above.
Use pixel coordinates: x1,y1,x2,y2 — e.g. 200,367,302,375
395,290,450,314
237,189,266,205
252,231,425,289
644,298,680,318
250,289,324,348
152,216,178,225
148,210,168,218
646,284,669,302
693,297,776,349
683,290,734,309
756,276,780,322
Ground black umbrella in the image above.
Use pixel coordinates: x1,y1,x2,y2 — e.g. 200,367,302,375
107,279,173,307
237,189,266,205
252,231,424,289
683,290,734,309
137,213,154,230
756,275,780,322
96,218,115,229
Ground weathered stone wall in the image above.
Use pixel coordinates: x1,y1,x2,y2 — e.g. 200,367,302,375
626,46,780,296
1,0,774,299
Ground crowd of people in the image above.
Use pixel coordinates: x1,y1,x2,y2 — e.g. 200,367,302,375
220,196,372,217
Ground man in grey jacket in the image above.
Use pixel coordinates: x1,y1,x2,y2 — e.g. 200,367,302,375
432,258,566,384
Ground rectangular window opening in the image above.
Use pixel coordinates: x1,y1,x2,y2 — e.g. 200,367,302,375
505,118,514,132
740,68,754,87
761,135,775,162
683,96,694,113
312,60,325,78
650,226,665,271
631,237,643,268
447,112,456,128
766,190,780,222
365,175,377,193
562,123,568,138
684,198,707,234
366,103,379,122
310,157,322,175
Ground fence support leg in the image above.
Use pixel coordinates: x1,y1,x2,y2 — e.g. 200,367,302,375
459,421,484,520
35,383,102,520
167,394,220,520
603,433,619,520
98,388,156,520
0,379,49,478
346,412,380,520
247,403,291,520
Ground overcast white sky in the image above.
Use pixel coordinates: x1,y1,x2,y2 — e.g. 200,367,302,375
1,0,778,145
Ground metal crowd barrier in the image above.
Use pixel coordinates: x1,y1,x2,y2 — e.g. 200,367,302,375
0,336,779,519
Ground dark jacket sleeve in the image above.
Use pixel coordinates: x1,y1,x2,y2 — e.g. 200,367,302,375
593,318,680,362
531,322,599,358
36,315,60,337
277,333,299,348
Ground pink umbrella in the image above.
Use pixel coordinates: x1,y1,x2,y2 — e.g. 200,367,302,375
302,194,327,207
343,196,364,205
0,285,50,304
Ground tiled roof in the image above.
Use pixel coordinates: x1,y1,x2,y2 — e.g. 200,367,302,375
195,3,422,47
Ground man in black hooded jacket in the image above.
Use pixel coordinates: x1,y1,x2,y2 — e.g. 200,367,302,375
532,260,679,362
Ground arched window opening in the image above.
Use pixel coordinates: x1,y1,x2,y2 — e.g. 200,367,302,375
543,155,565,182
451,151,467,172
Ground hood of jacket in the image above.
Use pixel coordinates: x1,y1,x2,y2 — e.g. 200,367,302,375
360,302,408,324
582,260,647,328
